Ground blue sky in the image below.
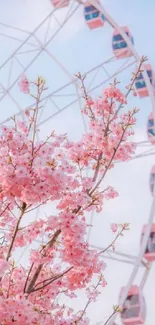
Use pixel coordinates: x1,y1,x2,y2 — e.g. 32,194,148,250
0,0,154,130
0,1,155,324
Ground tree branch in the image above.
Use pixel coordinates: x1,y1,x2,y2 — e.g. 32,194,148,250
25,229,61,294
116,55,147,115
75,278,101,324
89,120,131,196
6,203,27,261
99,224,128,255
103,308,119,325
30,266,73,293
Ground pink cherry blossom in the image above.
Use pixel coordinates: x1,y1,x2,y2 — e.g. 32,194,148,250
111,223,118,233
18,74,30,94
0,259,9,277
0,76,138,325
86,287,101,302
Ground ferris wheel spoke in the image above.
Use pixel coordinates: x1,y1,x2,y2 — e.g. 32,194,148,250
136,140,151,147
0,82,23,116
0,8,58,71
63,0,77,21
17,48,40,55
0,54,135,127
43,14,55,45
0,3,80,110
87,57,114,90
0,32,37,48
75,82,88,133
90,243,148,267
0,21,36,37
90,60,136,93
37,60,137,127
140,263,151,290
130,147,155,161
0,80,74,125
101,255,143,267
7,57,14,89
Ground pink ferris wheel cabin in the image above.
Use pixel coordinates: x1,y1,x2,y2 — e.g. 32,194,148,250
84,1,106,29
112,26,134,59
135,64,155,98
51,0,70,8
141,224,155,262
147,112,155,144
120,285,146,325
149,165,155,196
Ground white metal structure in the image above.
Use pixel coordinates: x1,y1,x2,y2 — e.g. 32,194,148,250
86,1,155,323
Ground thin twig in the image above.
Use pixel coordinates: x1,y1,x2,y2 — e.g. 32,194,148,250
31,267,73,293
23,263,34,293
0,204,10,218
103,308,119,325
99,225,127,255
89,128,126,196
6,203,27,261
75,278,101,324
89,110,135,196
76,72,95,119
116,55,147,115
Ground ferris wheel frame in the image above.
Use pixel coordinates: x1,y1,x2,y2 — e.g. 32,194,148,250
85,1,155,324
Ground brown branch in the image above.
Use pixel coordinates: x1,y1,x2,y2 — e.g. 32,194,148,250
26,264,43,294
29,78,46,167
33,133,53,155
103,308,119,325
91,99,113,185
25,229,61,294
23,263,34,293
33,274,56,288
99,225,127,255
104,98,114,137
46,229,61,249
0,204,10,218
116,55,147,115
28,78,45,135
30,266,73,293
89,120,131,196
6,203,27,261
75,278,101,324
92,152,102,183
76,72,95,120
25,198,51,214
6,264,15,298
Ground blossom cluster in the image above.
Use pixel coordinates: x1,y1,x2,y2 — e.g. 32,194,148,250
0,76,137,324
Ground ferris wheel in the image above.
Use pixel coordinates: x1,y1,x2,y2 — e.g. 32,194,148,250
1,1,155,324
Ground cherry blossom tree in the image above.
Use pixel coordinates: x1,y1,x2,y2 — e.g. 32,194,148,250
0,59,144,324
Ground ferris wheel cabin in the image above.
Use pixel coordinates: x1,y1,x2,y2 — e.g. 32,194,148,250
112,26,134,59
147,112,155,144
141,224,155,262
84,1,106,29
120,286,146,325
149,165,155,196
135,64,155,97
51,0,70,8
